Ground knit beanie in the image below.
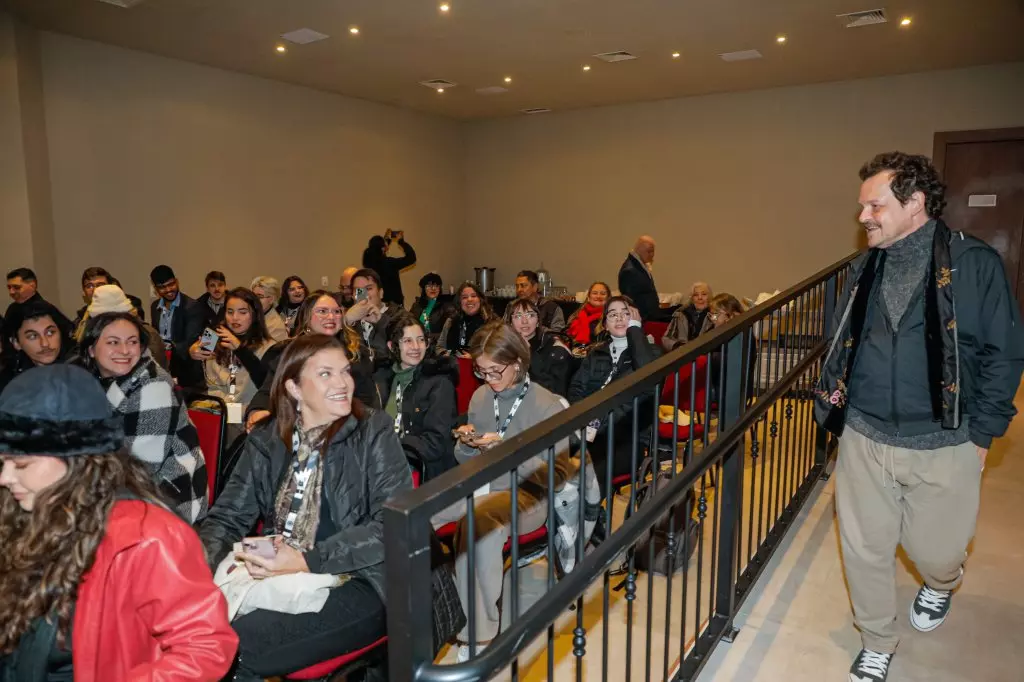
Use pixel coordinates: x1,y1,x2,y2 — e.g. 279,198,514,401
0,365,124,456
88,285,134,316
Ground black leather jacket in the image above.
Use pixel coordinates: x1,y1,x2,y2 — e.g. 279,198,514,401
197,409,413,601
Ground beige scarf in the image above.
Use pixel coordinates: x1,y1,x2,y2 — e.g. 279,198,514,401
273,421,329,551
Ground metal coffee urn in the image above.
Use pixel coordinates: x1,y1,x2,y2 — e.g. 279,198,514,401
474,267,496,294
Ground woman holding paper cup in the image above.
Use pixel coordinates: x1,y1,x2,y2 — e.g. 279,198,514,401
198,334,411,681
79,309,209,524
440,320,599,661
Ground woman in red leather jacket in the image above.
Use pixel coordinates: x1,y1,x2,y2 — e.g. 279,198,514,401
0,364,237,682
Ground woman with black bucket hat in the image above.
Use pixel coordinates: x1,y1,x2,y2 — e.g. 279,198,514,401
0,364,237,681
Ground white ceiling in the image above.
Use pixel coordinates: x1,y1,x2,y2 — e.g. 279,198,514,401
5,0,1024,119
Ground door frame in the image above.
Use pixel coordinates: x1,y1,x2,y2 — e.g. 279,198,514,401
933,127,1024,174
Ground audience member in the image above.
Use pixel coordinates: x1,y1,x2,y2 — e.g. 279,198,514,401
569,295,659,499
362,230,417,306
705,293,757,403
662,281,715,351
80,311,209,523
0,300,73,393
250,276,290,343
566,281,610,346
278,275,309,334
5,267,40,308
246,290,379,429
617,236,677,322
189,288,273,409
338,266,359,308
75,284,167,372
503,270,566,332
442,321,598,659
0,365,237,681
376,313,459,481
509,298,574,398
197,270,228,328
437,282,494,358
74,266,145,327
344,269,398,374
198,334,411,681
150,264,206,389
409,272,455,349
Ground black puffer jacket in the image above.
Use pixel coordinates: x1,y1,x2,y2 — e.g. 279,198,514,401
527,330,574,399
568,325,660,434
375,357,459,481
198,409,413,602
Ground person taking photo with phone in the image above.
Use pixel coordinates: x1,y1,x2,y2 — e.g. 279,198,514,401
361,230,417,306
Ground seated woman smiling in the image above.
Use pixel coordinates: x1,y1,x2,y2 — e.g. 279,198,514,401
198,334,412,681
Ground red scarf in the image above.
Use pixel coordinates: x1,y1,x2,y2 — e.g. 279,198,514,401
568,303,604,344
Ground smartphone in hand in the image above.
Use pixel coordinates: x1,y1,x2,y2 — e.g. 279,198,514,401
355,287,369,304
241,536,277,560
200,327,219,352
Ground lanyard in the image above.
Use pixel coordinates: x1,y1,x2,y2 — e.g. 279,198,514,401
602,365,618,389
393,382,406,436
228,353,239,396
459,321,468,349
281,430,320,539
493,376,531,439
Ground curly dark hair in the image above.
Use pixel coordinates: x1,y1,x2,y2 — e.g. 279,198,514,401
858,151,946,219
386,312,427,363
0,451,166,653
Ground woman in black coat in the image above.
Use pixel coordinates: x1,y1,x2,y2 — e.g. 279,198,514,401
375,313,459,482
568,295,660,499
198,334,412,681
362,231,417,306
508,298,574,399
408,272,455,350
437,282,495,358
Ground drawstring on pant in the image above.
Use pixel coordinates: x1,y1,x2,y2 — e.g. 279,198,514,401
880,447,897,489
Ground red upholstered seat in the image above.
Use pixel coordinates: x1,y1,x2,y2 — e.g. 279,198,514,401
455,356,482,415
284,635,388,680
660,355,709,415
642,321,669,346
187,395,226,504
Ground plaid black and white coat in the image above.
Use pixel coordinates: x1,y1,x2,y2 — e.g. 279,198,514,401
104,357,209,524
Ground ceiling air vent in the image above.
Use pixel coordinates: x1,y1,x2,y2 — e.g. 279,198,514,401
837,8,888,28
593,51,637,63
281,28,330,45
719,49,763,62
520,108,552,115
94,0,147,7
419,79,457,91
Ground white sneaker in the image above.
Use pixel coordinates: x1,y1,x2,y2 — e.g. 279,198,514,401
849,649,892,682
910,585,953,632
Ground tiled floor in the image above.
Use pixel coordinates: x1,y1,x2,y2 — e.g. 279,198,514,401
433,389,1024,681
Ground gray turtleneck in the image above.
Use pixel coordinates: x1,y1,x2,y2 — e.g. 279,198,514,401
847,219,970,449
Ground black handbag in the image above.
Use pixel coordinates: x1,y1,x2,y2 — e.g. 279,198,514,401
430,530,466,655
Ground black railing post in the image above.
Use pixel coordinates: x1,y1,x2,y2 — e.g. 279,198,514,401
384,504,435,682
714,332,746,634
814,272,839,470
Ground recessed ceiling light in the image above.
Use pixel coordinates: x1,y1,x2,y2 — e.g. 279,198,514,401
275,45,287,53
582,64,591,71
671,51,681,58
776,35,787,44
436,88,445,93
349,26,360,35
504,76,512,83
439,3,450,11
900,17,912,27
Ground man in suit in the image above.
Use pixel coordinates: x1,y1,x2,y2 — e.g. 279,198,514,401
617,236,677,322
150,264,205,389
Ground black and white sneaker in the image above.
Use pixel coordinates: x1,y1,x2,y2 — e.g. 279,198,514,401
849,649,892,682
910,585,952,632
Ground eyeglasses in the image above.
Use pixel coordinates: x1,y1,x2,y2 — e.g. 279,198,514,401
606,311,631,322
313,307,343,318
512,312,538,321
473,363,509,381
708,311,726,321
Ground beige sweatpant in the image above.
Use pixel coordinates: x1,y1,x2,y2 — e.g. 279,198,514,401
834,428,982,654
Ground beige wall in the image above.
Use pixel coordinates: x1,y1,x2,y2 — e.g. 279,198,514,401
464,62,1024,300
39,32,464,313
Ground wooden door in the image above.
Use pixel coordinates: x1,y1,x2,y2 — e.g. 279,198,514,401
935,129,1024,316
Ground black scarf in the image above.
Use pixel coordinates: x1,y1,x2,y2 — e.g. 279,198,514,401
816,219,960,435
446,312,486,352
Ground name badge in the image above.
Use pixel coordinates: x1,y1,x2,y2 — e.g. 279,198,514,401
585,419,601,443
226,402,243,424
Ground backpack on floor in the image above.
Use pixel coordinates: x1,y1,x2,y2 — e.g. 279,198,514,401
632,454,700,576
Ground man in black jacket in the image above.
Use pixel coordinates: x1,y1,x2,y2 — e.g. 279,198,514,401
816,152,1024,682
617,236,677,322
149,265,206,390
